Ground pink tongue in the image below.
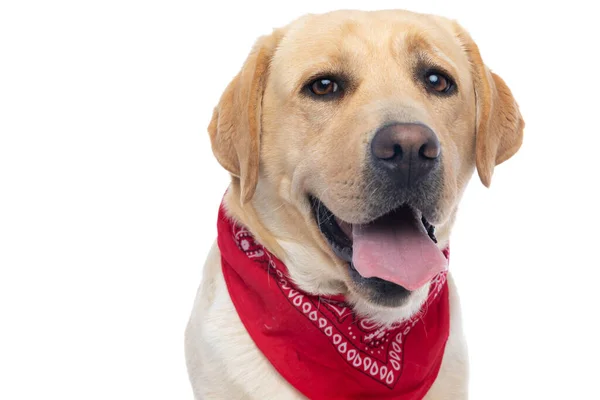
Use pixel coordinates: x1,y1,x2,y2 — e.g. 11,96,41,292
352,208,447,291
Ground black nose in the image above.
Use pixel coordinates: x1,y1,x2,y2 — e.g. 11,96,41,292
371,123,441,187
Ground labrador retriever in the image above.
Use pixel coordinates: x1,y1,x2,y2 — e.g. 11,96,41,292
185,9,523,400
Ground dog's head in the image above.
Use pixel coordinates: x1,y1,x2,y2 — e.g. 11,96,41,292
209,10,523,324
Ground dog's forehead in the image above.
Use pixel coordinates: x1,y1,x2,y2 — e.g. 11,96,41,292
269,10,471,94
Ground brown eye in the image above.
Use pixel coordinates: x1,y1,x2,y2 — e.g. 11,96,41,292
425,71,454,93
310,78,339,96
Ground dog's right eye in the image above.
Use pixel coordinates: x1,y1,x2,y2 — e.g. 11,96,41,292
307,77,341,97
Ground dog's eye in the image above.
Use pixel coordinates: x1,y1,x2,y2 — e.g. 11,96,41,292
309,78,339,96
424,71,454,94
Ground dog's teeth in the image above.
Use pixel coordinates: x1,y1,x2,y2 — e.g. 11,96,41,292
428,226,437,243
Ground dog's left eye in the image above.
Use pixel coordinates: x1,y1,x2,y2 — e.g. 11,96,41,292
424,71,455,94
308,78,340,96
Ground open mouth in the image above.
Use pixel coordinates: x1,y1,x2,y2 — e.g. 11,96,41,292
310,197,447,292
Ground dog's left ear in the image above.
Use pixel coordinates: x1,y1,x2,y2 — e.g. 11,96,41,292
455,24,525,187
208,30,283,203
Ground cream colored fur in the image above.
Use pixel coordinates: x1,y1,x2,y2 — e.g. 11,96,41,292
186,9,523,399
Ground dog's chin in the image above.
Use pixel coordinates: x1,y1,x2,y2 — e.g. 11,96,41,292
346,283,430,327
309,195,444,324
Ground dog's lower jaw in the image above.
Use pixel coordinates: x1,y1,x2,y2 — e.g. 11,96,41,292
346,282,431,327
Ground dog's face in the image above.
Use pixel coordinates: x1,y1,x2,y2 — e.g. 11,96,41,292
210,10,523,324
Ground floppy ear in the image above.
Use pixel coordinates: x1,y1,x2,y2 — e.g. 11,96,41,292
208,31,282,203
455,26,525,187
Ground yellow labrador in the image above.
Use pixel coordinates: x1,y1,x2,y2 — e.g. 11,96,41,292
185,9,523,399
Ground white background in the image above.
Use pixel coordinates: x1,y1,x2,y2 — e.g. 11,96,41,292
1,1,599,399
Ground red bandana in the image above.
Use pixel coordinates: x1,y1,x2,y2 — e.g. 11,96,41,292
217,206,450,399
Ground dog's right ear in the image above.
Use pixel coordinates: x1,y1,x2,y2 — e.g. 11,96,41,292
208,31,283,204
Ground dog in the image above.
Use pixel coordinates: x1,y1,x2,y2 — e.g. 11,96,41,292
185,9,523,400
